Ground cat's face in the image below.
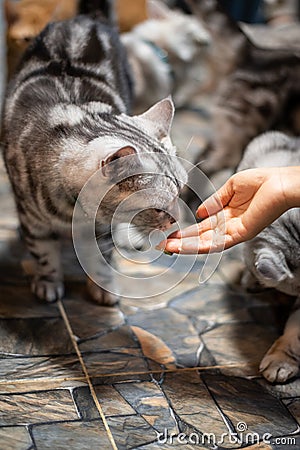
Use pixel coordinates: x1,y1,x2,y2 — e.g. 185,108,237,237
100,99,186,233
78,98,187,234
246,211,300,297
102,152,184,228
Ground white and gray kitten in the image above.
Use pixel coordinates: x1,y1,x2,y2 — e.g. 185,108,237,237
238,131,300,383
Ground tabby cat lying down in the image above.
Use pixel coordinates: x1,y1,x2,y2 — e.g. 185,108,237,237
239,132,300,383
2,2,187,305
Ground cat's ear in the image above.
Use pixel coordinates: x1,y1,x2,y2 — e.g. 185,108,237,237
4,0,19,25
101,146,138,179
147,0,172,20
138,97,175,140
254,249,294,284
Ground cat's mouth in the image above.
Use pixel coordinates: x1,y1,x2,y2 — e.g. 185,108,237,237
131,206,179,232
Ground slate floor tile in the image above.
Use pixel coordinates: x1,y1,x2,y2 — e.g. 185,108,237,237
0,286,60,319
79,325,139,353
107,415,158,450
0,379,87,395
0,390,79,425
169,284,255,324
201,323,278,376
115,381,178,434
257,377,300,399
83,348,150,381
0,318,74,356
282,397,300,425
73,384,135,420
130,326,177,370
62,298,125,340
31,420,112,450
0,355,84,384
127,309,201,368
202,374,299,440
119,273,200,312
160,370,240,448
0,426,33,450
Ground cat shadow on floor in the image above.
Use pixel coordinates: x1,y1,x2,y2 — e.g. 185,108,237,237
0,235,114,358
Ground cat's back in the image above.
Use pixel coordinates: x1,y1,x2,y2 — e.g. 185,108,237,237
19,14,117,69
3,14,132,141
238,131,300,171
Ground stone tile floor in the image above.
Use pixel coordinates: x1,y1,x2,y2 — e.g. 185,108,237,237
0,5,300,449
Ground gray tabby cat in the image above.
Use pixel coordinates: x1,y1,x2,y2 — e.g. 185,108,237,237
238,131,300,383
194,1,300,177
2,2,187,305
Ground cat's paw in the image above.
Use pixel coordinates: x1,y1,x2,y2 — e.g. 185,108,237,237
259,337,300,383
86,279,119,306
32,277,65,303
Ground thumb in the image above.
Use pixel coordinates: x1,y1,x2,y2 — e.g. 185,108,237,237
196,178,234,219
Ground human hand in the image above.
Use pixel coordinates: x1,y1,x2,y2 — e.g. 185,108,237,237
157,167,298,254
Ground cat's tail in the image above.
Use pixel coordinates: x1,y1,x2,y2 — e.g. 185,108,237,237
78,0,115,23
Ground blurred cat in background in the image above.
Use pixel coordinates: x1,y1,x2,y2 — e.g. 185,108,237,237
5,0,78,78
188,0,300,178
122,0,211,112
238,131,300,383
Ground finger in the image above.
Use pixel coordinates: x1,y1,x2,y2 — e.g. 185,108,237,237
196,178,234,219
167,216,218,240
157,231,229,254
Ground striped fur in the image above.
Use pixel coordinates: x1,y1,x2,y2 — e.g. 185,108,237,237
2,14,187,304
202,50,300,176
238,132,300,382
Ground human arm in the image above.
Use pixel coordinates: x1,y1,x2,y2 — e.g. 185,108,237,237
157,166,300,254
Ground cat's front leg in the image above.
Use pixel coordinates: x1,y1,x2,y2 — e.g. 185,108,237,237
23,229,64,302
260,297,300,383
82,226,119,306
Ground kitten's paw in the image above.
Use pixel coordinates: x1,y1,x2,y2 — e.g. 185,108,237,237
86,279,119,306
259,338,300,383
32,277,65,303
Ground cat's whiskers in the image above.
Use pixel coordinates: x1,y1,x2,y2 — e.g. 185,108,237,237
184,135,195,154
